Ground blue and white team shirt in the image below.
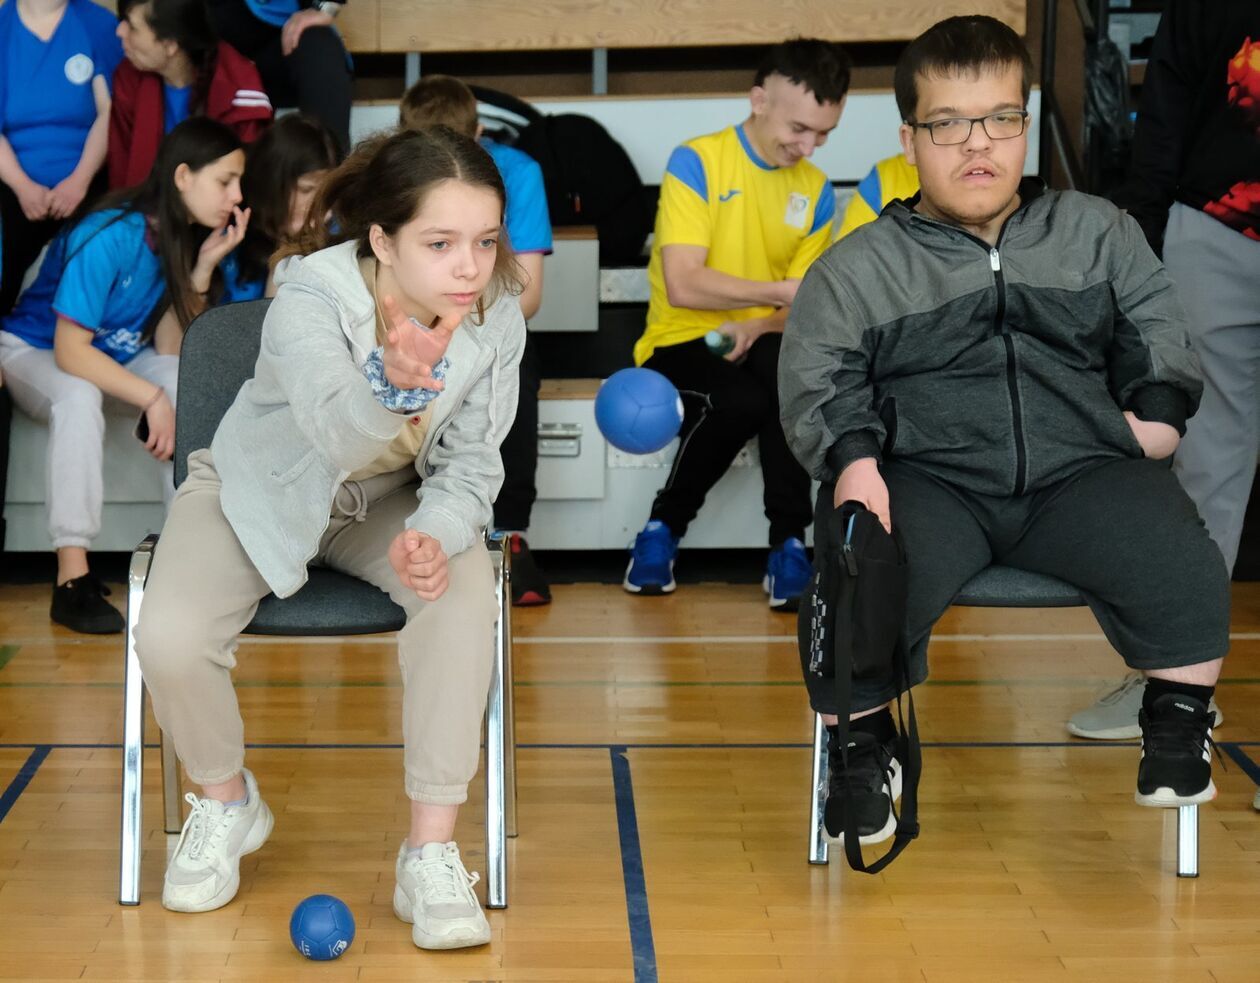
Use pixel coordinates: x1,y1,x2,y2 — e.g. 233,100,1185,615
482,140,553,255
1,209,166,364
0,0,122,188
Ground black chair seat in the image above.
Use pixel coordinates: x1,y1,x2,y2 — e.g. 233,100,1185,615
246,567,407,636
953,564,1084,608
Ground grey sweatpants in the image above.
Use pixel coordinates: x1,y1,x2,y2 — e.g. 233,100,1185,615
134,450,497,805
0,332,178,548
1164,203,1260,573
803,457,1231,715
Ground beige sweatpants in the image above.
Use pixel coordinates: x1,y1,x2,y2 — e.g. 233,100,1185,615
134,449,496,805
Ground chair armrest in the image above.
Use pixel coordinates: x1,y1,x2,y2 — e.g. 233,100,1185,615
128,533,160,593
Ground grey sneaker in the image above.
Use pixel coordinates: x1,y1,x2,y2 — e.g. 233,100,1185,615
1067,672,1223,740
1253,788,1259,812
393,841,491,950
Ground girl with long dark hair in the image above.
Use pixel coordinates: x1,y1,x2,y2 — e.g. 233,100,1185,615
134,126,525,951
222,112,338,301
0,117,249,633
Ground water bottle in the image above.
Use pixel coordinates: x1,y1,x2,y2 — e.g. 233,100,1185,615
705,330,735,357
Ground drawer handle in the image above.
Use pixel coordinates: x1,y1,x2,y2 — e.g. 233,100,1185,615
538,422,582,457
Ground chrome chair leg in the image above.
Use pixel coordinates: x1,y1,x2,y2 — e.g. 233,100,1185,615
161,729,183,833
808,714,829,865
499,537,517,839
485,540,508,909
1177,805,1198,877
119,536,157,905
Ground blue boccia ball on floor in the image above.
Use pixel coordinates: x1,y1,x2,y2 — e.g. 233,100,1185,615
595,367,684,454
290,894,355,960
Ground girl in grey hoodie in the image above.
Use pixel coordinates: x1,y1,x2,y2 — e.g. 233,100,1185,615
134,126,526,950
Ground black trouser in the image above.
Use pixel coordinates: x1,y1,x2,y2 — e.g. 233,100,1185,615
802,457,1231,715
207,0,352,156
644,334,812,545
493,330,540,531
1,182,61,316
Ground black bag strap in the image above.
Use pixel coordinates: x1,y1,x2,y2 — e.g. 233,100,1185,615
828,506,921,874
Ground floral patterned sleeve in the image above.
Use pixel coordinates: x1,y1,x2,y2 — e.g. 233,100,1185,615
360,347,450,413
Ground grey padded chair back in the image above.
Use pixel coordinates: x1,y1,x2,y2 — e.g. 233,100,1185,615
174,299,271,488
171,299,406,635
953,565,1084,608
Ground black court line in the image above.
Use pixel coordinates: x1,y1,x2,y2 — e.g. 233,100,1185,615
0,746,51,825
1222,743,1260,787
610,747,657,983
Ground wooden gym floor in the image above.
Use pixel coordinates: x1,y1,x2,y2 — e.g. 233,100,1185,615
0,567,1257,982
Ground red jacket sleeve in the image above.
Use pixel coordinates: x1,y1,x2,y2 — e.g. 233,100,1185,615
107,60,138,188
208,42,273,141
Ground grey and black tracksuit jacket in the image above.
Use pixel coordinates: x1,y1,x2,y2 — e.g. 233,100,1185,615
780,180,1202,495
781,181,1229,714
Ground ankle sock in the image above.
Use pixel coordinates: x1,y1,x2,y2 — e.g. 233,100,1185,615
827,707,896,751
1143,677,1215,714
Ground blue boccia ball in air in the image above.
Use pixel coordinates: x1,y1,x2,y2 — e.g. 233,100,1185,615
595,368,684,454
290,894,356,961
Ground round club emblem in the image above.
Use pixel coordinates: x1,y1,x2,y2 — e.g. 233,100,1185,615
64,54,94,85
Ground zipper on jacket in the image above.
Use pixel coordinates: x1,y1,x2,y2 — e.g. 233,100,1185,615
990,247,1028,496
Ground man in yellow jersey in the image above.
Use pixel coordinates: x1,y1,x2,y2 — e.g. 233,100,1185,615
624,38,851,609
834,152,919,241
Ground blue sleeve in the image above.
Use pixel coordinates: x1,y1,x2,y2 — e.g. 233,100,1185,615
856,165,883,216
51,216,124,331
361,347,450,413
809,177,836,235
664,145,706,201
503,156,552,254
78,0,124,93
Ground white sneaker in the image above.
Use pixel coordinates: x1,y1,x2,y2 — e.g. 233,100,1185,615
393,841,491,950
161,768,274,913
1067,671,1224,740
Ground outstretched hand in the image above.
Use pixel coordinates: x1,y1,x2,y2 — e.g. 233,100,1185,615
380,294,457,390
388,529,449,601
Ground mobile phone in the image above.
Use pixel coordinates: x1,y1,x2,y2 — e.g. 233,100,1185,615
134,412,150,443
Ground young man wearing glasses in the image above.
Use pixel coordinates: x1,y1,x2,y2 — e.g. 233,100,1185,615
779,15,1229,848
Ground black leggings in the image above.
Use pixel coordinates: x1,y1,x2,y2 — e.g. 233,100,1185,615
802,457,1231,714
0,182,61,317
492,330,540,531
643,334,812,546
207,0,352,156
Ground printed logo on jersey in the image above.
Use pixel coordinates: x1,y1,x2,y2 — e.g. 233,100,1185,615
719,189,742,202
784,192,810,229
64,54,94,85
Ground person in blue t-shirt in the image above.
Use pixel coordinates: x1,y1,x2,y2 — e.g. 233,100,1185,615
0,0,123,315
222,112,338,302
206,0,352,156
0,118,249,634
400,76,556,606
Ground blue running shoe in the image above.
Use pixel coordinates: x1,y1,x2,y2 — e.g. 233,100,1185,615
764,537,811,611
623,520,679,595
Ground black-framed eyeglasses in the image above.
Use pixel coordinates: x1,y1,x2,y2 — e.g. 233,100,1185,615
906,110,1029,146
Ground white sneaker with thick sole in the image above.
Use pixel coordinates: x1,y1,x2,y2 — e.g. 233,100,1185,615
393,841,491,950
1067,671,1224,740
162,768,273,912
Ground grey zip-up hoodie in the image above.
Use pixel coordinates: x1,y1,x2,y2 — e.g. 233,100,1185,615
780,181,1202,496
210,239,525,598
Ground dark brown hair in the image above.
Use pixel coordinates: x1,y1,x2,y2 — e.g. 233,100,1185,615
238,114,339,285
894,15,1033,121
76,117,242,329
399,75,480,138
283,125,523,317
753,38,852,105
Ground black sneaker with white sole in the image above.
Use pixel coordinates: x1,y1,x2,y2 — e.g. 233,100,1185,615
1136,693,1216,807
824,731,903,846
50,575,125,634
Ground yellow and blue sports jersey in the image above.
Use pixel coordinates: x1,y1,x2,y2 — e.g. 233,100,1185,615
834,153,919,242
635,123,836,365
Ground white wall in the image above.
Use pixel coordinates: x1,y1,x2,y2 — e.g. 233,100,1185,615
351,89,1042,184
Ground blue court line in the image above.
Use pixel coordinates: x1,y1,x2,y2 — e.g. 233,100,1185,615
0,745,51,825
6,740,1260,750
1221,743,1260,787
610,747,657,983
